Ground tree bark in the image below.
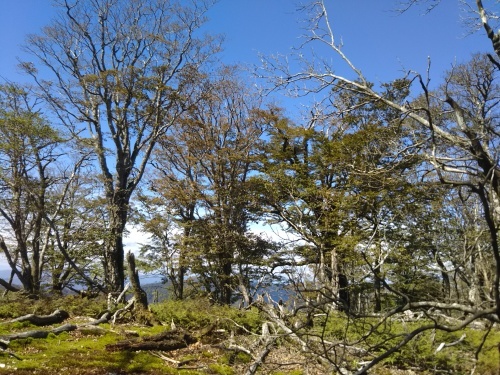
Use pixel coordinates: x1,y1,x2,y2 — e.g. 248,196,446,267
127,251,148,310
0,278,20,293
1,323,77,341
4,309,70,326
104,198,129,292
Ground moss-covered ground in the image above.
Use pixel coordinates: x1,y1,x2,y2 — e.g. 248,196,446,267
0,294,498,374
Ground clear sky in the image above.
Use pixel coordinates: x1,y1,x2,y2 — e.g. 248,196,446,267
0,0,495,270
0,1,492,84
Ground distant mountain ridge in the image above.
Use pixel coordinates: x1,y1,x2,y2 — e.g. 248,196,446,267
0,269,289,305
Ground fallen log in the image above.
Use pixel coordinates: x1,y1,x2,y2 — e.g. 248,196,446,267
0,339,9,349
1,323,78,340
88,311,111,326
106,329,197,352
4,309,69,326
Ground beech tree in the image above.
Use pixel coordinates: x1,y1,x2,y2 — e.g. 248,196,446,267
255,82,429,313
0,83,98,295
142,66,275,304
255,1,500,373
0,83,84,294
23,0,219,291
43,165,111,294
0,84,59,294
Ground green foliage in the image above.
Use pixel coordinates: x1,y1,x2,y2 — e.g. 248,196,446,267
234,352,252,364
314,311,500,374
0,294,108,320
150,298,263,333
151,299,212,330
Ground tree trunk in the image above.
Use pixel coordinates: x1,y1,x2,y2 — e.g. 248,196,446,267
104,198,129,292
1,324,78,341
220,260,233,305
0,278,20,293
178,265,186,300
338,272,350,311
237,270,252,307
106,330,197,352
177,225,191,300
373,265,382,313
127,251,148,310
328,249,350,311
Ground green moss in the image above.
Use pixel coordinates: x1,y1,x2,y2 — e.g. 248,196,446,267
0,293,108,320
202,350,216,358
9,321,34,330
1,295,499,375
234,352,252,364
208,363,234,375
2,330,169,373
180,354,198,362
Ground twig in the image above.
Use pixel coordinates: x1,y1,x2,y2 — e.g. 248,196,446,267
245,336,278,375
435,333,466,353
111,296,135,324
0,348,22,361
151,351,180,365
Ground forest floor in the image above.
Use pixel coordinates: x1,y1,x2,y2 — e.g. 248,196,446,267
0,293,498,374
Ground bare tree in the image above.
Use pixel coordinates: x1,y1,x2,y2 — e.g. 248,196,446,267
23,0,220,291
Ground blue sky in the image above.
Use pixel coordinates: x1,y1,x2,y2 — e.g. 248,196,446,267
0,0,492,85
